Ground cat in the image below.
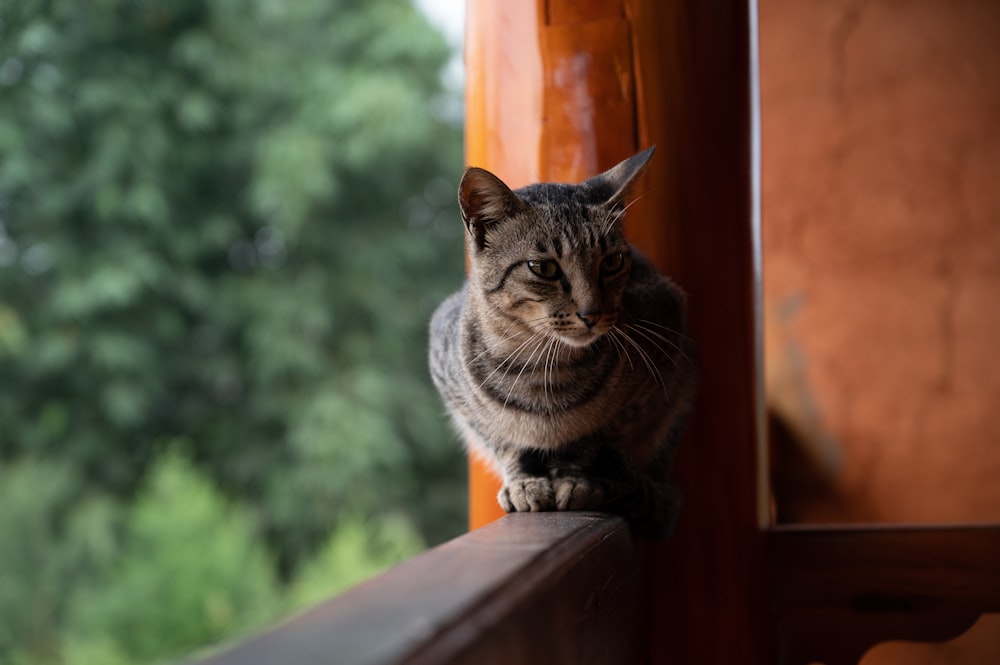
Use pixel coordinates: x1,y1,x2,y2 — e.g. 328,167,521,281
428,147,695,538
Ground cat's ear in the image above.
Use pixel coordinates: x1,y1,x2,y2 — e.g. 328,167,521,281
458,167,525,252
581,146,655,208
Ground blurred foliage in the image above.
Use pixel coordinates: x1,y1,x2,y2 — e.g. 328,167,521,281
285,511,426,611
66,454,279,664
0,0,466,662
0,459,93,664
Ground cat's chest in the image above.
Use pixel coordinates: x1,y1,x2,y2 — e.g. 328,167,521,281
458,347,630,450
468,391,613,451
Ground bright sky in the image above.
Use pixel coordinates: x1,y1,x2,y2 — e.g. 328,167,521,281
413,0,465,46
413,0,465,87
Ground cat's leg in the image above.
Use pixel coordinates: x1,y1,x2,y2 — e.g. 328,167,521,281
547,442,621,511
496,447,556,512
551,473,607,511
613,445,682,539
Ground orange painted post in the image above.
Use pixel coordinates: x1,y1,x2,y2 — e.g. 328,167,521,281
463,0,646,530
463,6,771,662
467,452,505,529
463,0,545,529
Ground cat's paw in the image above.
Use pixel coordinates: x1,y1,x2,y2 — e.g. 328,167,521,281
553,476,607,511
499,477,555,512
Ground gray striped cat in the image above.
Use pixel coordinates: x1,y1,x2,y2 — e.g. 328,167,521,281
429,147,694,538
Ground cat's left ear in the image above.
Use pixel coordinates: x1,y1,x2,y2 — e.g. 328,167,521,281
458,167,525,252
581,146,655,208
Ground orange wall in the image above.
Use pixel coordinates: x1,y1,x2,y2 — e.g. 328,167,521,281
760,0,1000,524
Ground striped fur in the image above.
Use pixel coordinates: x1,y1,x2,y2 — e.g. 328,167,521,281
429,148,695,538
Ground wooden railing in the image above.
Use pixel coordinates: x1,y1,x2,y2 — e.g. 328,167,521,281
770,523,1000,665
187,514,1000,665
188,513,637,665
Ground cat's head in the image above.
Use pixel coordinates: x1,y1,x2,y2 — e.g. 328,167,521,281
458,147,654,348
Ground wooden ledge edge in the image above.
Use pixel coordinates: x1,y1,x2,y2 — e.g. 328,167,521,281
188,512,637,665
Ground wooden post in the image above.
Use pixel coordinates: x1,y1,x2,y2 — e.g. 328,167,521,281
464,0,544,529
464,2,769,662
625,1,771,663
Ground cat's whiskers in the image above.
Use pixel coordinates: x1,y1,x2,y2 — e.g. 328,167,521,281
535,335,549,405
493,336,547,416
626,322,687,370
601,194,644,237
464,313,551,371
624,325,681,377
606,329,632,370
608,329,636,375
542,334,561,406
611,325,666,391
501,331,552,411
475,326,546,391
635,318,696,345
463,324,522,370
534,335,552,406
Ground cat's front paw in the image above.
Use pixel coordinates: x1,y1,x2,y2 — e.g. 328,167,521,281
499,477,555,512
553,475,607,511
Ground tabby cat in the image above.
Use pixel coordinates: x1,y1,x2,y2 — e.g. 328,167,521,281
429,147,695,538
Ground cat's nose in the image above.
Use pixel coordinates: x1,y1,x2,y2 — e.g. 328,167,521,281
577,311,601,329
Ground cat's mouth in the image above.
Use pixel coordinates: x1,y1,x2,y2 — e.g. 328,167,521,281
558,329,604,348
543,312,616,348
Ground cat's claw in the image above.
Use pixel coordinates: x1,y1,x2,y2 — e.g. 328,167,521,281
499,478,555,512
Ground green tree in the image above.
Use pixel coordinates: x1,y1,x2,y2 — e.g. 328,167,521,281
66,454,279,664
0,0,465,568
0,460,117,664
285,511,426,611
0,0,467,661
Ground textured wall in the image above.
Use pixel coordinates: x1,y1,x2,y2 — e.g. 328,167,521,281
760,0,1000,524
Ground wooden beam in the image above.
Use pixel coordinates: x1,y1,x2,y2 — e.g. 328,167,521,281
464,1,769,662
188,513,636,665
770,524,1000,665
626,1,770,662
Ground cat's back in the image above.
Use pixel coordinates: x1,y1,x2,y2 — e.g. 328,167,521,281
428,284,466,399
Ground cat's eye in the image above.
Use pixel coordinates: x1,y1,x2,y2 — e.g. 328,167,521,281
600,252,626,275
527,259,561,279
